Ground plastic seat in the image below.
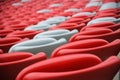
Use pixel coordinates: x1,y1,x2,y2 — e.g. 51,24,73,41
85,1,102,8
51,39,120,60
72,12,96,17
70,28,120,42
0,52,46,80
5,22,28,30
95,9,118,18
16,54,120,80
9,38,67,57
0,37,28,53
6,30,43,39
81,22,120,31
50,23,85,31
99,0,117,11
34,29,78,40
45,16,67,25
65,17,91,24
82,6,101,12
24,22,55,31
16,54,102,80
72,15,93,21
87,17,117,26
0,29,14,38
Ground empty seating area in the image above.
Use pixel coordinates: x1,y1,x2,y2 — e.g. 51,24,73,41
0,0,120,80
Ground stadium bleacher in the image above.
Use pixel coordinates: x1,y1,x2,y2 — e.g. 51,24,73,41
0,0,120,80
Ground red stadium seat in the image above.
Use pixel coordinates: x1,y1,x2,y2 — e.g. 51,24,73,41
81,22,120,31
0,52,46,80
0,37,29,53
70,28,120,42
6,30,44,39
16,54,120,80
51,39,120,60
